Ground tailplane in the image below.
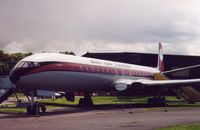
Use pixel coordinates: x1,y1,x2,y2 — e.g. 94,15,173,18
157,43,164,72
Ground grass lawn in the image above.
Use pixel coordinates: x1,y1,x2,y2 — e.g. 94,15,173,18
40,96,151,105
0,107,26,113
0,96,193,114
157,123,200,130
40,96,182,105
0,103,26,113
10,93,26,98
0,96,152,113
39,97,80,105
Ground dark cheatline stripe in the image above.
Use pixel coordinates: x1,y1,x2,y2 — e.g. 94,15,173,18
26,62,154,78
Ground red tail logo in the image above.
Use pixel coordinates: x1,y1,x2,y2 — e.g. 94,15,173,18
157,43,164,72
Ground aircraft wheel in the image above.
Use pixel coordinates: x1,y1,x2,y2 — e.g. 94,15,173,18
26,104,39,115
41,106,46,113
188,101,196,104
85,98,93,106
148,98,166,106
79,98,93,107
79,98,85,106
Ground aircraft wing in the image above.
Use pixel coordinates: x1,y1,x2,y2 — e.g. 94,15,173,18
114,78,200,91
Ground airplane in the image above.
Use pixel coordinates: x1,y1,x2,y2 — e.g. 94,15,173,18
1,43,200,115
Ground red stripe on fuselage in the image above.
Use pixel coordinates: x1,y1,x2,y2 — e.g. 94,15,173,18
26,62,154,78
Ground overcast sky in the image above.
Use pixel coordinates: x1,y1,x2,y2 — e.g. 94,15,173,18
0,0,199,55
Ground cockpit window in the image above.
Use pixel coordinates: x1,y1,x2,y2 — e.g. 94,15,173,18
16,61,40,69
15,61,25,68
29,62,34,68
33,62,40,67
22,62,29,68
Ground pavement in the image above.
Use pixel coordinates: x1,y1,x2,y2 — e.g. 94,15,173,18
1,106,200,130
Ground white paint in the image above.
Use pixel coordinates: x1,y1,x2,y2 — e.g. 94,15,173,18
21,53,160,73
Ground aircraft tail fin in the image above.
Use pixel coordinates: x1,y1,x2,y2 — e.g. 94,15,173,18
157,42,164,72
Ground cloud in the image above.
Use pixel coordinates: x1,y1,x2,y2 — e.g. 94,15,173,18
0,0,199,55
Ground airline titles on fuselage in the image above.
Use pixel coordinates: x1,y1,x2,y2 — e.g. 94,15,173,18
90,60,113,67
90,60,132,69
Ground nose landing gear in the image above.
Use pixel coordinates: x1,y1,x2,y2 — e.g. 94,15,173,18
26,92,46,115
26,103,46,115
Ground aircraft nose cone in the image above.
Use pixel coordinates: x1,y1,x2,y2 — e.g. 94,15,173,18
9,69,21,83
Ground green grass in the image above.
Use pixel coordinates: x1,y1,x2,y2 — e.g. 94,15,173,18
0,107,26,113
93,96,181,104
40,96,150,105
93,96,133,104
166,96,181,101
10,93,26,98
39,97,81,105
157,123,200,130
0,96,193,114
0,103,26,113
40,96,121,105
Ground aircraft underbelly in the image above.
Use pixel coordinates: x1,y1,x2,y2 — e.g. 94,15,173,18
17,71,137,92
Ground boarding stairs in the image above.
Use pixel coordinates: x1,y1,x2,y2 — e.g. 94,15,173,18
0,76,15,104
154,73,200,102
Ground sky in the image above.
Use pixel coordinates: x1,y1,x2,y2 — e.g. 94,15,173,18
0,0,200,56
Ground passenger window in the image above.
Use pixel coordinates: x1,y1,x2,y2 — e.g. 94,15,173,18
96,67,99,72
80,65,83,71
106,68,109,73
121,70,124,75
129,71,131,76
99,68,103,72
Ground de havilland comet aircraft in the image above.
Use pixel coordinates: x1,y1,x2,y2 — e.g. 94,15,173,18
1,43,200,115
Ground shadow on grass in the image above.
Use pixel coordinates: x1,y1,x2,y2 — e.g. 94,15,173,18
0,103,161,118
1,101,200,119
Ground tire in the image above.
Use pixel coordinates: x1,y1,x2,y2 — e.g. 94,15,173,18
78,98,93,107
26,104,39,115
148,98,166,106
41,106,46,113
79,98,85,106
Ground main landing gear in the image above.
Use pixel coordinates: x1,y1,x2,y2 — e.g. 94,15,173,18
148,96,166,106
26,92,46,115
78,93,93,107
147,90,167,106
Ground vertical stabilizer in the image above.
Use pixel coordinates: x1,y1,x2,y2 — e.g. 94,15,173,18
157,43,164,72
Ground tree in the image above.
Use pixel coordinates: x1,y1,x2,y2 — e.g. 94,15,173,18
0,51,33,75
0,50,75,75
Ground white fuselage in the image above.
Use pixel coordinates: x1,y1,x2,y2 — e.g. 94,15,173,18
10,53,160,92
